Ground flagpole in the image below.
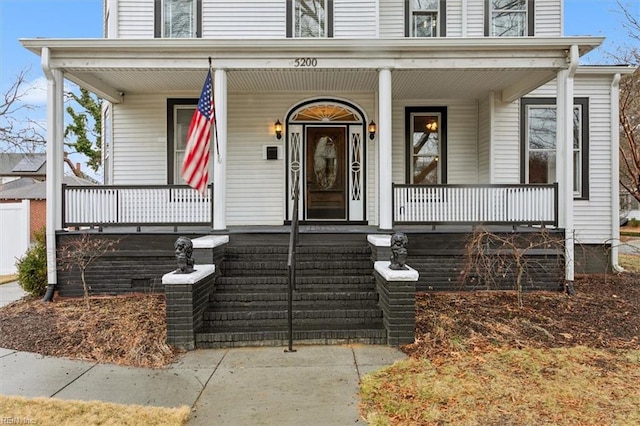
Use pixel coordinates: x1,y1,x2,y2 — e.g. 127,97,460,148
209,57,222,164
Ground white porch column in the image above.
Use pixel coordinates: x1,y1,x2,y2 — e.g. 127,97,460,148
213,68,227,230
556,45,578,286
610,73,623,272
42,48,65,299
378,68,393,230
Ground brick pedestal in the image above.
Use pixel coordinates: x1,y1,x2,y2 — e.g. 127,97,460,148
367,234,392,262
163,265,216,350
373,261,418,346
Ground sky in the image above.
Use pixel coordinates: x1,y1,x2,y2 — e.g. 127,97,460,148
0,0,638,175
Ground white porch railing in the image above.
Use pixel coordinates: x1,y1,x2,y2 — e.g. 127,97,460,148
62,184,213,228
393,183,558,226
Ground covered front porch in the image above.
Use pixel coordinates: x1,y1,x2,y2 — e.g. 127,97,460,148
20,37,601,290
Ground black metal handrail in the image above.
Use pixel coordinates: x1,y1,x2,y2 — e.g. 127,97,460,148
286,175,300,353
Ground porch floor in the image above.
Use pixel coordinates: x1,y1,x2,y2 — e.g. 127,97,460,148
67,224,561,235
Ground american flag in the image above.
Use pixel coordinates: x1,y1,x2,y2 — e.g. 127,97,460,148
181,70,214,195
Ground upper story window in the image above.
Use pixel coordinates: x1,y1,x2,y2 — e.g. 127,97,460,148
485,0,534,37
287,0,334,38
405,0,446,37
154,0,202,38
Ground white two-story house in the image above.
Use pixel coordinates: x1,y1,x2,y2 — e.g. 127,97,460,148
22,0,634,301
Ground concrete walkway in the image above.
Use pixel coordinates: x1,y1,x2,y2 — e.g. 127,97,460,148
619,237,640,255
0,281,26,308
0,344,405,425
0,283,406,425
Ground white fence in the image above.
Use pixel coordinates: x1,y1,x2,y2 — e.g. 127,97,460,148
0,201,30,275
63,185,213,227
393,184,558,226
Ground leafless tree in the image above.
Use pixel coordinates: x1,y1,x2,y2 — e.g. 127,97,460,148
614,1,640,203
462,227,565,307
0,67,46,153
58,234,119,309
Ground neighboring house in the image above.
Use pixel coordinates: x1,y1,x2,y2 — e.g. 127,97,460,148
19,1,636,346
0,172,93,275
0,153,46,185
0,153,46,274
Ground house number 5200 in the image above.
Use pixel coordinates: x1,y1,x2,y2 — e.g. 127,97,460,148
294,58,318,67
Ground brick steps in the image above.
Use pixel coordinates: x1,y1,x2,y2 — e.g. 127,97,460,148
196,326,387,349
195,235,385,348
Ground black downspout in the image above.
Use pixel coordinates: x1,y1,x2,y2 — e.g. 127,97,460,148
42,284,55,302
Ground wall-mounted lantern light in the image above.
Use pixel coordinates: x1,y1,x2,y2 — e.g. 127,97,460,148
368,120,377,140
274,120,283,140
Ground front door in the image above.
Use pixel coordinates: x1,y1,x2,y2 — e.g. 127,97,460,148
305,126,347,220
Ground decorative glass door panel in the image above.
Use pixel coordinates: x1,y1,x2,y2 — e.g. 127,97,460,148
305,126,347,220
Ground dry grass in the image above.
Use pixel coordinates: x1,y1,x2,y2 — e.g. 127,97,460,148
0,395,190,426
360,273,640,425
620,253,640,272
361,347,640,425
0,274,18,284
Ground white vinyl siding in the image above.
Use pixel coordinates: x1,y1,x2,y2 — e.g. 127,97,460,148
447,101,479,183
111,0,562,40
379,0,404,38
466,0,486,36
536,0,561,36
491,100,520,183
446,0,463,37
111,94,167,184
334,0,377,38
477,95,491,182
573,76,614,244
203,0,285,38
117,0,155,38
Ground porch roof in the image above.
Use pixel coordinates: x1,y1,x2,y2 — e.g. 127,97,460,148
21,37,604,103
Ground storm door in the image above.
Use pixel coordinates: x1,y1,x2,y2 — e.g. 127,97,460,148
305,126,347,220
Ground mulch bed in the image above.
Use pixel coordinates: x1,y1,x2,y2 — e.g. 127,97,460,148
403,272,640,361
0,294,179,368
1,272,638,368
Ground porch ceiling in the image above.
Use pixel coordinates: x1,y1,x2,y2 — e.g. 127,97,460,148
23,37,604,103
64,67,554,101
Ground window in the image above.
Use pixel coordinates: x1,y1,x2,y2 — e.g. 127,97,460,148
485,0,534,37
405,107,448,184
520,98,589,199
167,99,214,184
287,0,333,38
405,0,446,37
154,0,202,38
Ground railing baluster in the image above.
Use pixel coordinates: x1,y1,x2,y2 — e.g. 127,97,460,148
391,183,558,227
61,185,213,228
